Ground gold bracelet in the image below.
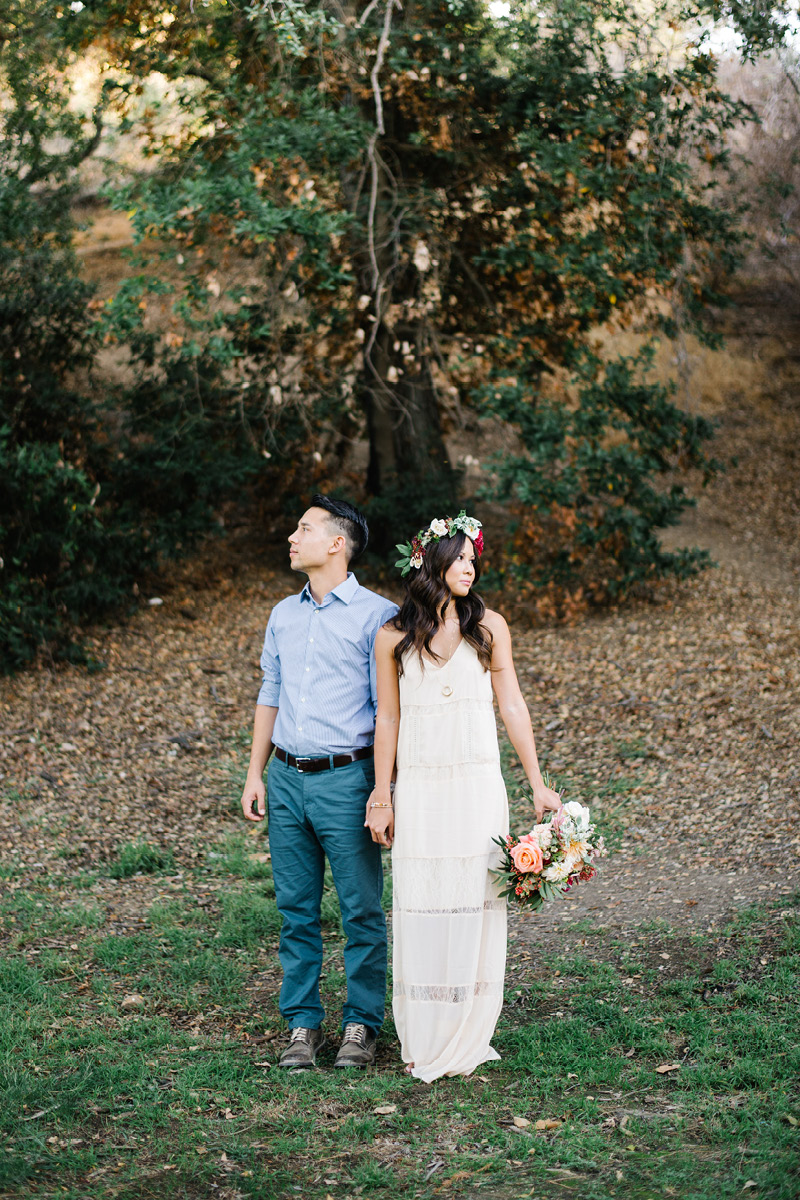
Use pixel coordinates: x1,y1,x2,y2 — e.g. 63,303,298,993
370,802,393,809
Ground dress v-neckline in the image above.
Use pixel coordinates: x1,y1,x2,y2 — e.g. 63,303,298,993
422,636,465,672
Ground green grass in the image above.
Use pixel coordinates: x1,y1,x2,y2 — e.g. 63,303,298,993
109,841,175,879
1,841,798,1199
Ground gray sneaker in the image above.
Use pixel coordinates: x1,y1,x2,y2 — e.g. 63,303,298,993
334,1023,377,1068
279,1026,326,1069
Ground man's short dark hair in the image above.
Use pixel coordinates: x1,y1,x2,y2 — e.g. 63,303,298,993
310,494,369,563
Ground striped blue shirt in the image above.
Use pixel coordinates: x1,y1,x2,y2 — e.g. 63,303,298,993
257,573,398,756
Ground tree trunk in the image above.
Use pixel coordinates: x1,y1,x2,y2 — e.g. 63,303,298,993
360,321,453,498
336,4,456,509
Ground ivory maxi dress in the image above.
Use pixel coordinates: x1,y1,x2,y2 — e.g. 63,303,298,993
391,638,509,1082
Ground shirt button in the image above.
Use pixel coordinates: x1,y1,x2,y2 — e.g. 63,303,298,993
301,698,306,703
298,726,303,732
309,638,314,644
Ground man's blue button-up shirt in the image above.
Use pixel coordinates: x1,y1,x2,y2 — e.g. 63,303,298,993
257,573,398,757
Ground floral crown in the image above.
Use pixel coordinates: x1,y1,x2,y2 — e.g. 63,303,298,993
395,510,483,577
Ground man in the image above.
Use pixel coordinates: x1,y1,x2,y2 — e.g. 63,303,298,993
241,495,398,1069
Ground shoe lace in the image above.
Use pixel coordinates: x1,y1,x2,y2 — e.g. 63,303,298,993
342,1023,367,1047
289,1027,314,1045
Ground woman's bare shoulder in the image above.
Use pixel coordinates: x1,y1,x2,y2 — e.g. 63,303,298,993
481,607,509,636
377,622,404,647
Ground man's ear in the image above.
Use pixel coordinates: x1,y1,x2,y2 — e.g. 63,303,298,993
328,535,347,557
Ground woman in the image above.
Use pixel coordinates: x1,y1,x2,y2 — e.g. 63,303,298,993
365,511,561,1081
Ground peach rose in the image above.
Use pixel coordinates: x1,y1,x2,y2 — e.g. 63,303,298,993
510,840,543,874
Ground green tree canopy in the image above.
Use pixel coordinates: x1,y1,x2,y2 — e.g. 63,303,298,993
1,0,796,665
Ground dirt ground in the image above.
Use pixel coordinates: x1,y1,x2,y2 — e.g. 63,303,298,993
1,283,799,955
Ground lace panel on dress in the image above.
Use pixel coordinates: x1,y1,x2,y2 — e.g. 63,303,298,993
400,900,505,915
395,980,504,1004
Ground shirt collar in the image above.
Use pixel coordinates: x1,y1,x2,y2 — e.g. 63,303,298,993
301,572,359,607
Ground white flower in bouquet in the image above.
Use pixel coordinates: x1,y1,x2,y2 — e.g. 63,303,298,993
562,800,592,834
568,837,591,861
557,813,577,841
529,823,553,850
543,858,571,883
563,847,583,875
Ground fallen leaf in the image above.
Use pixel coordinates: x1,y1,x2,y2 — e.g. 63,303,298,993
121,993,145,1010
534,1118,562,1131
783,1115,798,1127
743,1183,758,1190
512,1116,531,1128
374,1105,397,1115
655,1063,681,1074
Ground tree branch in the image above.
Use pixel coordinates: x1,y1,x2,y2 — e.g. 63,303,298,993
22,104,104,187
366,0,397,289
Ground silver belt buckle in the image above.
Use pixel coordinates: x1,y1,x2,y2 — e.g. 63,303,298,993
294,756,314,773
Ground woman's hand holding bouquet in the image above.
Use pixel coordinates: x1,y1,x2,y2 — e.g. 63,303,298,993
530,776,562,823
493,779,606,911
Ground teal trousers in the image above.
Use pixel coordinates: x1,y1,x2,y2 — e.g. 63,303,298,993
266,754,386,1033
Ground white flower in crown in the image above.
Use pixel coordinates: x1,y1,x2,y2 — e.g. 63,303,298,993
394,508,484,575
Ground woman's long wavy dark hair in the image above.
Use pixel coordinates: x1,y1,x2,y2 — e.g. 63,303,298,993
392,531,493,674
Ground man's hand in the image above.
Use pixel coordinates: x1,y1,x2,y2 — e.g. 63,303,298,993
364,789,394,848
241,775,266,822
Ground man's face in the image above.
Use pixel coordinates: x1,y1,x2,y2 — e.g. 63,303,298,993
288,507,342,573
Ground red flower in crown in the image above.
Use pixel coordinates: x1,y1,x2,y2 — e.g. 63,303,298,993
474,529,484,557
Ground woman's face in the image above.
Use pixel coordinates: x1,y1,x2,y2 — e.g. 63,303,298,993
443,540,476,598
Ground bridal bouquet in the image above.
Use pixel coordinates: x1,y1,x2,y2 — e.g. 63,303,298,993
492,793,606,911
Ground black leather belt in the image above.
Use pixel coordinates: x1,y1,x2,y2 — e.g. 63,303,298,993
274,746,374,774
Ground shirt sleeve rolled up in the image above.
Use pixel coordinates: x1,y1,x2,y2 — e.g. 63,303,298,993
257,613,281,706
